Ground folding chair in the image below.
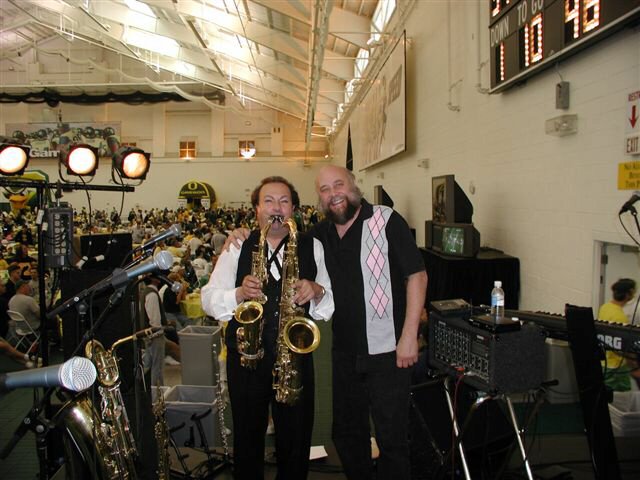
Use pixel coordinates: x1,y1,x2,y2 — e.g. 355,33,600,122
7,310,40,355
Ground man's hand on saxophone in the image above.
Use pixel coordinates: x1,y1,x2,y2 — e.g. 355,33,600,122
293,279,325,305
236,274,264,303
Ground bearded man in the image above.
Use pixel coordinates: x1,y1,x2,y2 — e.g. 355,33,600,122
313,165,427,480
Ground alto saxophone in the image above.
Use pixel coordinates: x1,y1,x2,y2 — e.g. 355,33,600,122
234,216,276,368
153,387,172,480
272,218,321,405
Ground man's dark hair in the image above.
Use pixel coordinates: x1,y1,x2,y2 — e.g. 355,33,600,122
250,176,300,209
612,278,636,302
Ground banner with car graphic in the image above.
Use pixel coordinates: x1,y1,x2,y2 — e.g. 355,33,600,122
5,122,122,158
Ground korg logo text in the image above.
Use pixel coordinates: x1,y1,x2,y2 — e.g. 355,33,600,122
597,334,622,351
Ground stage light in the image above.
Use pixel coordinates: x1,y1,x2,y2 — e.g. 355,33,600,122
0,144,30,176
62,144,99,176
112,146,151,180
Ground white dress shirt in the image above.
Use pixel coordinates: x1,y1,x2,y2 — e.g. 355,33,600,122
201,237,334,322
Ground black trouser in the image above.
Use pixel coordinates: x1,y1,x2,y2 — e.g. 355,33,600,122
332,350,412,480
227,347,315,480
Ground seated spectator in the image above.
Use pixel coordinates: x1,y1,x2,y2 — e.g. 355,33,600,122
13,225,34,246
3,264,21,301
192,246,211,279
162,272,190,331
0,337,34,368
8,279,40,331
0,248,8,271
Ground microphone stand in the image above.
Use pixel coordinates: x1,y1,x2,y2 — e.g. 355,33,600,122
1,260,150,478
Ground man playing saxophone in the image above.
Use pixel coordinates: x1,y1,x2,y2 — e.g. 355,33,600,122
202,176,334,479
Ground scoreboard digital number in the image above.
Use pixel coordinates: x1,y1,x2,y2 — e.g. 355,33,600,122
489,0,640,92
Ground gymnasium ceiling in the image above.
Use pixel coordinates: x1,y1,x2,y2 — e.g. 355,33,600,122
0,0,405,143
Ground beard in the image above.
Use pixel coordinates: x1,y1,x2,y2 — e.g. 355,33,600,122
322,191,361,225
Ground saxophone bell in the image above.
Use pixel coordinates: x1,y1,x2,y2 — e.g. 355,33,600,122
283,317,321,354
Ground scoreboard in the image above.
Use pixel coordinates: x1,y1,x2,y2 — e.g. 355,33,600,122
489,0,640,92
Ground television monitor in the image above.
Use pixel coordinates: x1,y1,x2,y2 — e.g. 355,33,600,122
431,175,473,224
425,221,480,258
374,185,394,208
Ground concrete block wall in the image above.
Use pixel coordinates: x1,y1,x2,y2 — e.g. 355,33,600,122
332,1,640,313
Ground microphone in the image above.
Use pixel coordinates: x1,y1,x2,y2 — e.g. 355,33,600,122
154,273,184,293
137,224,181,251
0,357,96,393
620,191,640,214
107,251,173,289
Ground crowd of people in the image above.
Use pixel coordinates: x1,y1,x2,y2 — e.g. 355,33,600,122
0,202,324,376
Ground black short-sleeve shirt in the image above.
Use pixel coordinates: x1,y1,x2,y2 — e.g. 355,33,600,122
311,200,425,355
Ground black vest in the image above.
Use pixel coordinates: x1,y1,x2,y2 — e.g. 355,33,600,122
141,286,167,327
226,229,317,357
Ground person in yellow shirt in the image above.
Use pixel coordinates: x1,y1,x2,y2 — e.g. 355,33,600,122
598,278,638,391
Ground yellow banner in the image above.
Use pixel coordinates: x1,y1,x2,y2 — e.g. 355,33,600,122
618,161,640,189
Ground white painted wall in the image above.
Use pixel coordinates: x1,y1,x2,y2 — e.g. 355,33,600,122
21,156,326,212
332,1,640,314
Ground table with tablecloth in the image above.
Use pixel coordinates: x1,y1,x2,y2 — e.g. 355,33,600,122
420,247,520,309
180,292,206,319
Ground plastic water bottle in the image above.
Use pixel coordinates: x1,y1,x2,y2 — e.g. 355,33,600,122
491,281,505,318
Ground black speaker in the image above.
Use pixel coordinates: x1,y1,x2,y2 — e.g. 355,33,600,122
409,379,514,479
79,232,133,269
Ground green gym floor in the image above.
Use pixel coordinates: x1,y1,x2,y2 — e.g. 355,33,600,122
1,320,639,479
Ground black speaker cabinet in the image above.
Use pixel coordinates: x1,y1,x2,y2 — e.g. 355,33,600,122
409,379,514,479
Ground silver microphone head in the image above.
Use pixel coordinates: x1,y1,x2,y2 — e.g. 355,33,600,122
59,357,97,392
170,224,182,237
154,250,174,271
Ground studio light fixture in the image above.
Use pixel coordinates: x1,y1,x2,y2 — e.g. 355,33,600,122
0,144,31,176
61,144,99,176
112,146,151,180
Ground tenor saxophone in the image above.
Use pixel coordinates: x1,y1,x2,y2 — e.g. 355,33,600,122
234,216,276,368
272,218,321,405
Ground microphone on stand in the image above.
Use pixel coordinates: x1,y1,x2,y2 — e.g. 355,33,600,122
105,250,173,289
154,273,185,293
0,357,96,393
135,224,181,251
619,191,640,214
47,251,174,321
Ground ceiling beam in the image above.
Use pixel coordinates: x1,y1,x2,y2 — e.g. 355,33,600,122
146,0,353,80
62,0,345,102
305,0,332,144
250,0,371,49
